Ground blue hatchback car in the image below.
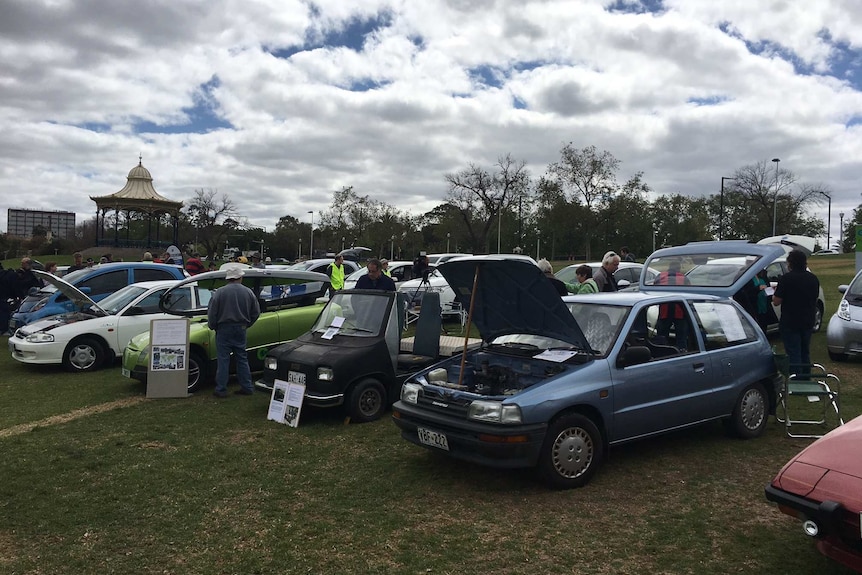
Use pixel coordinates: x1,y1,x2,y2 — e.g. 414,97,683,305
392,244,786,489
10,262,187,330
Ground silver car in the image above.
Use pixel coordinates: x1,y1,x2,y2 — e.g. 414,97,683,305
826,268,862,361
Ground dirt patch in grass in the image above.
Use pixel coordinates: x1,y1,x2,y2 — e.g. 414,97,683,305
0,396,147,438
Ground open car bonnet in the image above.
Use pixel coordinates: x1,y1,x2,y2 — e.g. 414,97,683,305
438,256,589,349
159,268,330,316
33,270,107,317
641,241,785,298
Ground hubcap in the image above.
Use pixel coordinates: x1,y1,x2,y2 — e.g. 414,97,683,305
69,344,97,370
359,388,382,416
552,427,593,478
741,388,766,430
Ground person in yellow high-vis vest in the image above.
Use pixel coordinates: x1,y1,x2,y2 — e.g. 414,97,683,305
327,255,346,297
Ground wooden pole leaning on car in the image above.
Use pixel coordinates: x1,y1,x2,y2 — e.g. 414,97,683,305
457,265,481,386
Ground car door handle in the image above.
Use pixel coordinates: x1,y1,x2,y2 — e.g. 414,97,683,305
693,362,706,374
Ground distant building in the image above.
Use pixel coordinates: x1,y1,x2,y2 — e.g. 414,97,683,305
7,208,76,239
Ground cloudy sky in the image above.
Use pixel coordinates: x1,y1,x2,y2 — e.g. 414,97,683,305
2,0,862,246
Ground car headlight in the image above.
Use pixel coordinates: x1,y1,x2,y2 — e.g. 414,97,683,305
468,400,522,424
317,367,334,381
25,332,54,343
837,299,851,321
401,382,421,404
32,298,48,312
265,356,278,371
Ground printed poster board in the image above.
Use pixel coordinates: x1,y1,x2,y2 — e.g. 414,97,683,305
267,379,306,427
146,318,190,398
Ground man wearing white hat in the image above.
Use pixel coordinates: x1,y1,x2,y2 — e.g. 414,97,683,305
207,264,260,397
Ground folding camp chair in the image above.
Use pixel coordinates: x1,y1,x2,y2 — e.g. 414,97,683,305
776,361,843,439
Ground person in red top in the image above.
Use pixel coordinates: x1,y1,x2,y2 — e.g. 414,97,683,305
655,260,691,350
185,252,206,275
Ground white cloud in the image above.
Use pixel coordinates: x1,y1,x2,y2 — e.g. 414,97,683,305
1,0,862,243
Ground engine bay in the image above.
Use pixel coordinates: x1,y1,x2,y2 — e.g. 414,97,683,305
427,350,568,396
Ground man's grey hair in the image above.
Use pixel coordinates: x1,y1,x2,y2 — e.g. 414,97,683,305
602,251,620,266
537,258,553,274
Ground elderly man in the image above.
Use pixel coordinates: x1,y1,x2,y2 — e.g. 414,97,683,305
593,251,620,292
207,264,261,397
67,252,86,272
356,258,396,291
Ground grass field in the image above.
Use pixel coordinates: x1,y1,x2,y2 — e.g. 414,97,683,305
0,254,859,574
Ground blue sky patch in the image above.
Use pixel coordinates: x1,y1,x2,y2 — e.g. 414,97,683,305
687,95,728,106
607,0,665,15
135,76,232,134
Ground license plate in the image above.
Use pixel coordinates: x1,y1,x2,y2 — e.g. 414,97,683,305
417,427,449,451
287,370,306,385
121,368,131,378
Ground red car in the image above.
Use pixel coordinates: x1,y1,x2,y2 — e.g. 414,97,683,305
765,415,862,572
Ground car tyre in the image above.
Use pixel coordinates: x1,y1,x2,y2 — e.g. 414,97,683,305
62,337,105,373
726,382,768,439
812,302,824,332
188,350,210,393
537,413,603,489
827,350,848,362
347,378,386,423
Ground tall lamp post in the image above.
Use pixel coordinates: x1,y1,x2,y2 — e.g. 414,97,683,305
819,191,832,250
390,235,395,260
497,205,502,254
446,232,450,252
719,176,735,240
298,238,302,260
771,158,780,236
341,236,345,252
840,212,845,252
307,211,314,259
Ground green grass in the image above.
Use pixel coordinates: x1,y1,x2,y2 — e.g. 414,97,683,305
0,255,860,574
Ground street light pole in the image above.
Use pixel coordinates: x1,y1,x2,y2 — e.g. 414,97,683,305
819,191,832,250
719,176,735,240
390,235,394,260
446,232,450,252
497,205,502,254
840,212,845,252
307,211,314,259
771,158,780,237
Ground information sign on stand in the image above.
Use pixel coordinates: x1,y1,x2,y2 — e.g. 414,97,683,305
266,379,306,427
146,318,190,398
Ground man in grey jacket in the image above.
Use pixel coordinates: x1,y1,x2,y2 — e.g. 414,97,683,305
207,265,261,397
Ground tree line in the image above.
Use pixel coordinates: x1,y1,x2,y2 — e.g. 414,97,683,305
3,144,850,260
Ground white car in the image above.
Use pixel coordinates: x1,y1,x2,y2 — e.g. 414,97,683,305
343,260,432,290
426,253,472,264
555,261,658,290
8,272,207,372
398,254,538,315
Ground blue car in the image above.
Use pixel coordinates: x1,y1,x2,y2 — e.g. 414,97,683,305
10,262,187,330
392,244,785,489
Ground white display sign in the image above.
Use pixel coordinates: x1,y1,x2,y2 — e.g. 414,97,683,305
267,379,306,427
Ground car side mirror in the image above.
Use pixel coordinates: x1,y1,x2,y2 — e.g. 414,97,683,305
28,287,39,296
617,345,652,368
617,279,630,288
838,284,848,294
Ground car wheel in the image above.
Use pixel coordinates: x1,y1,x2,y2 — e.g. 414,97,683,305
828,350,848,362
62,337,105,373
188,350,210,393
727,382,768,439
347,378,386,423
537,413,603,489
812,303,824,332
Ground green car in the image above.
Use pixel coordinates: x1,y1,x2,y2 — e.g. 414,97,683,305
121,267,329,392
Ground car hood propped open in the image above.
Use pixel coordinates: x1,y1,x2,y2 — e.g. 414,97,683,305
33,270,107,317
438,256,589,349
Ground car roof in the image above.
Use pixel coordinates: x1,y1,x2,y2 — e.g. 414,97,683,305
641,241,785,297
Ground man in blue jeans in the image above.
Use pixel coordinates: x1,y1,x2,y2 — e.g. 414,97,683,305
773,249,820,376
207,264,261,397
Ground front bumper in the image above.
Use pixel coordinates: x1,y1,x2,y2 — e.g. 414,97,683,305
826,315,862,356
255,374,345,408
765,483,862,572
8,336,63,365
392,400,547,469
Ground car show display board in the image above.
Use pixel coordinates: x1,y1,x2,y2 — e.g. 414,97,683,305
267,379,305,427
146,318,190,398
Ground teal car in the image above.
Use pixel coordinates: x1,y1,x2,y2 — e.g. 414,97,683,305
121,267,329,392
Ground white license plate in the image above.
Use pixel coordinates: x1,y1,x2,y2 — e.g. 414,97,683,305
287,370,306,385
417,427,449,451
121,368,131,378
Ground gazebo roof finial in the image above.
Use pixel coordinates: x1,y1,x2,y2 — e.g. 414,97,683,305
139,153,142,166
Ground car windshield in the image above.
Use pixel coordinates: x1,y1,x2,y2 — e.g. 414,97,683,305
95,285,149,314
643,253,766,288
566,302,630,355
311,292,390,337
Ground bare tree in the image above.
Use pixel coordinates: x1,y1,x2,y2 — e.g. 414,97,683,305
445,154,531,253
184,189,237,257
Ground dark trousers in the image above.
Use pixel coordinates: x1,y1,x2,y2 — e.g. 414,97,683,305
780,325,812,376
